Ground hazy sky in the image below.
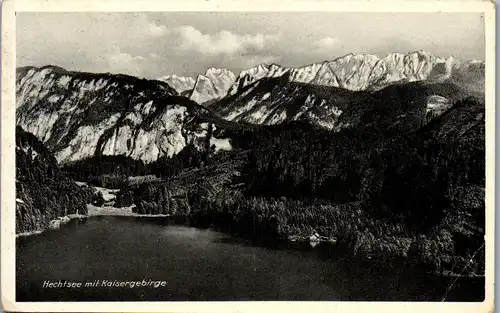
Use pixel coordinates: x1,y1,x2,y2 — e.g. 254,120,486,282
17,12,485,79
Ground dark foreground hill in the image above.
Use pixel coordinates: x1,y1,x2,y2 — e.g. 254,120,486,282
15,126,96,234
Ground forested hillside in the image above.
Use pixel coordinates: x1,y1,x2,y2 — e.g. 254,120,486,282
15,126,95,234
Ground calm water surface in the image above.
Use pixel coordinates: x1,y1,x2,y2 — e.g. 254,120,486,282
16,216,484,301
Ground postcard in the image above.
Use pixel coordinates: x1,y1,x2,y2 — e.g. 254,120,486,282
1,0,495,312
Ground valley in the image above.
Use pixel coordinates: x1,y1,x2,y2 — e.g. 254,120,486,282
15,51,485,296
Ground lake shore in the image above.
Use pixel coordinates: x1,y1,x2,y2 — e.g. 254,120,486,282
15,204,169,238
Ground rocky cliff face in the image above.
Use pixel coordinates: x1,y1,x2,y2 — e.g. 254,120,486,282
16,66,232,164
189,68,236,105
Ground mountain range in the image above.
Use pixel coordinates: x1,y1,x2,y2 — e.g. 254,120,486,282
158,51,484,104
15,50,484,164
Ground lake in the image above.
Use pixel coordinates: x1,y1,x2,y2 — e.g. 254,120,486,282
16,216,484,301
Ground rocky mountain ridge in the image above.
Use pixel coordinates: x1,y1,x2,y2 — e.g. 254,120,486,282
159,51,484,105
16,66,233,164
211,72,474,131
229,51,484,94
188,68,236,105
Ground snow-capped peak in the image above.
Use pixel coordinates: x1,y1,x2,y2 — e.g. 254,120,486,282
205,67,236,80
189,68,236,104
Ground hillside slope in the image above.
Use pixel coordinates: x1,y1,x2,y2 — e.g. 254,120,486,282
212,73,476,131
212,74,359,129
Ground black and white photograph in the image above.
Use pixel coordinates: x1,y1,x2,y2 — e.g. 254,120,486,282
1,0,495,311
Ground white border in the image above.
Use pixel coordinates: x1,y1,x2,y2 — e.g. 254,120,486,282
1,1,495,312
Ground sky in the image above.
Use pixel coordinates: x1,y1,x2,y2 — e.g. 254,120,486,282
16,12,485,79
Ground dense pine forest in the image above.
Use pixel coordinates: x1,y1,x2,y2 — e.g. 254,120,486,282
15,126,96,233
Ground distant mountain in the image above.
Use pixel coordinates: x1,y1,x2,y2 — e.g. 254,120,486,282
156,74,196,95
442,59,485,93
16,66,234,164
227,51,485,95
156,68,238,103
189,68,236,105
227,63,289,96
